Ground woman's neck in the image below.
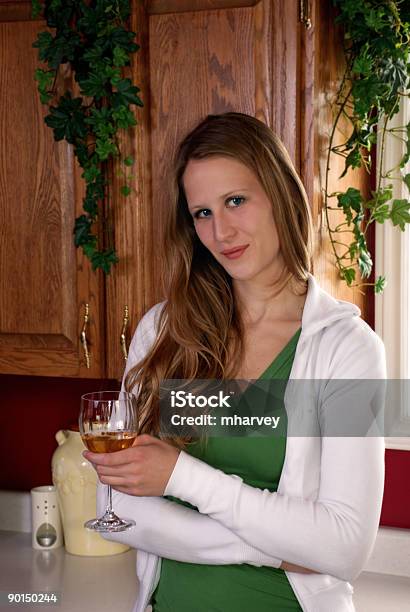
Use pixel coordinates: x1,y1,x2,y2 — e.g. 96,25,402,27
233,274,307,327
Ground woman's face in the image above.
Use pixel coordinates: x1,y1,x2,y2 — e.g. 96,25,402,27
183,156,285,284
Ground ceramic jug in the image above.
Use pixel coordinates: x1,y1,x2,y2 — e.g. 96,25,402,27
52,428,129,556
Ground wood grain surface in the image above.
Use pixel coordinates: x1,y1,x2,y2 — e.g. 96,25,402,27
0,14,104,376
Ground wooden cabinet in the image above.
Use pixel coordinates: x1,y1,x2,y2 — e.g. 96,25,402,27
0,2,105,377
0,0,370,380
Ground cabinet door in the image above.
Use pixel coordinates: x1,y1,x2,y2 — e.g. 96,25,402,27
106,0,302,378
0,3,105,377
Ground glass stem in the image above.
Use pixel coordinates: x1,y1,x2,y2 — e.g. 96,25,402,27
106,485,113,514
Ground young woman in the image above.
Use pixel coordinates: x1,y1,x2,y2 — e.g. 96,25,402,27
84,112,386,612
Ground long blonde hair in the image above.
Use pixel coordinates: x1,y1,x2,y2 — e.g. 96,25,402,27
125,112,314,445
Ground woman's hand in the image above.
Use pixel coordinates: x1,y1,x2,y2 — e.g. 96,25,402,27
83,434,180,496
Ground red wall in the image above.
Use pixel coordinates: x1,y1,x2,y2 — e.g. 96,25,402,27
380,449,410,529
0,375,120,491
0,374,408,528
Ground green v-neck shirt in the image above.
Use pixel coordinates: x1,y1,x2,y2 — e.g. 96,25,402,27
152,328,303,612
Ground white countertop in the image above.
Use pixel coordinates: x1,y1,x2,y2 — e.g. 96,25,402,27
0,531,138,612
353,571,410,612
1,531,409,612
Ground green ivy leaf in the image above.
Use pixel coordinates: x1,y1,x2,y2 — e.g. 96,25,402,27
374,185,393,205
364,7,386,32
352,44,373,75
351,76,383,120
73,215,93,246
74,141,90,167
340,147,363,177
112,105,137,129
109,68,122,87
404,173,410,192
112,78,143,108
374,276,386,294
82,164,102,183
34,68,55,91
367,185,393,222
44,93,87,143
83,240,98,259
43,1,77,30
83,193,99,218
90,248,119,274
337,187,363,224
372,204,390,223
123,156,134,166
379,57,409,95
79,71,110,99
342,267,356,286
95,136,118,161
85,107,116,138
390,199,410,230
86,175,106,204
120,185,132,196
32,0,42,19
33,29,82,70
82,45,105,66
358,248,373,279
105,28,139,56
32,31,53,56
348,241,358,260
113,46,129,67
353,219,365,245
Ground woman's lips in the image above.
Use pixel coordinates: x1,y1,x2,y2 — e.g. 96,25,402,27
221,245,249,259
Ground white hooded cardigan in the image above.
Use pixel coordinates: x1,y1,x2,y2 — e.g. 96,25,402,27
97,273,386,612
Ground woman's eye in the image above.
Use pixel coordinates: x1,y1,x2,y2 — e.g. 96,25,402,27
194,208,212,219
227,196,245,207
193,196,245,220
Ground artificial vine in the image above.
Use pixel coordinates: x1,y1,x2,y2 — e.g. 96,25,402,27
327,0,410,293
31,0,142,273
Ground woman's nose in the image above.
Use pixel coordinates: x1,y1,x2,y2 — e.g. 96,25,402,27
212,211,236,242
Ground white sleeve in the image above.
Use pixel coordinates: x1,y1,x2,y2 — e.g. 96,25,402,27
100,302,282,568
97,483,281,567
163,328,387,582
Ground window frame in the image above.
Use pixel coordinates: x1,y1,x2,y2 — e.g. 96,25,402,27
375,95,410,451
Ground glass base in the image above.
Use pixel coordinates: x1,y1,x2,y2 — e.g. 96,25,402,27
84,510,136,533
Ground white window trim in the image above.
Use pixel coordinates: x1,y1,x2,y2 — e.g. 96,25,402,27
375,95,410,451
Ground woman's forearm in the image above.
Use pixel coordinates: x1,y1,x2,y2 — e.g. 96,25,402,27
97,483,283,568
97,485,316,574
164,436,384,582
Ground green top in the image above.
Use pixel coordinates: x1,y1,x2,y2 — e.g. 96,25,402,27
152,328,303,612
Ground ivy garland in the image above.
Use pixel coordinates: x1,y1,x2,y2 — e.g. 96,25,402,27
328,0,410,293
31,0,142,274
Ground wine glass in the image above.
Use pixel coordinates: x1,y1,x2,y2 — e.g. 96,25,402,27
79,390,138,532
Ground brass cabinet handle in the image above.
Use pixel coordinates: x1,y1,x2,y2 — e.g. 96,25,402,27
299,0,312,29
80,303,91,369
120,305,129,361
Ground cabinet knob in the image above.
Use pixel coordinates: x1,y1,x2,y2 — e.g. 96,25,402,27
299,0,312,29
120,305,129,361
80,303,91,369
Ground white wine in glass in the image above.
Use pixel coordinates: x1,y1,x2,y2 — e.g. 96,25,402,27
79,391,138,532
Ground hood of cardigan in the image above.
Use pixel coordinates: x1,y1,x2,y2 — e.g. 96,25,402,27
301,273,361,338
